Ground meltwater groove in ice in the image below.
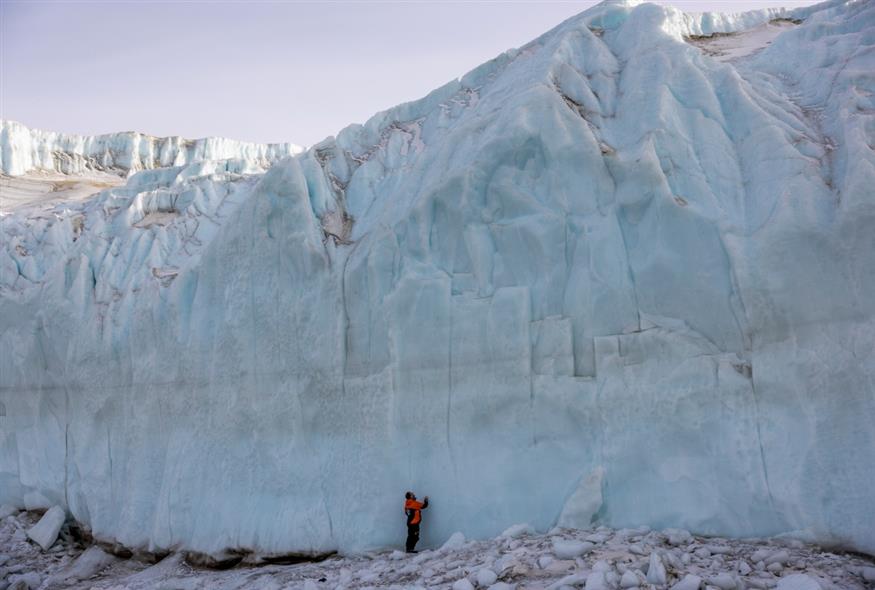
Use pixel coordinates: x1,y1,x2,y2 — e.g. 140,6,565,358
1,0,874,557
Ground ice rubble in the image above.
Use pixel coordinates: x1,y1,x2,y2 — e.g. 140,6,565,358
1,0,874,560
2,509,874,590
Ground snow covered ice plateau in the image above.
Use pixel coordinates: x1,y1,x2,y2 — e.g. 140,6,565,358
1,0,875,583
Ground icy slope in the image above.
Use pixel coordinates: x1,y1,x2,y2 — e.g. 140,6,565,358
0,120,303,177
2,0,874,560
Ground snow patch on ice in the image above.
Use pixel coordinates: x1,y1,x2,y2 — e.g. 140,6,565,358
687,19,799,62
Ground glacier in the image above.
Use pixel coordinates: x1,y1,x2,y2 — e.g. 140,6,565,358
1,0,874,559
0,119,303,178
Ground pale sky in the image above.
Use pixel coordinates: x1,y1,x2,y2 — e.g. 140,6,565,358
1,0,820,147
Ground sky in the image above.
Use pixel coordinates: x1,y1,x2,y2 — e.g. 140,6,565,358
2,0,820,147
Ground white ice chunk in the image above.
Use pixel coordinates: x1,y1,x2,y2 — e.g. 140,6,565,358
552,539,595,559
665,528,693,546
49,546,118,585
765,550,791,565
620,569,642,588
8,572,42,589
646,551,667,585
586,571,609,590
708,573,738,590
500,523,534,538
671,574,703,590
26,506,65,551
476,569,498,587
776,574,823,590
441,532,466,551
547,573,589,590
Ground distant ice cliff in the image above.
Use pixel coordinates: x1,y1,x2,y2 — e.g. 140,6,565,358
0,120,303,177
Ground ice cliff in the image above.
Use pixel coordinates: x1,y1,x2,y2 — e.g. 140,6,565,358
2,0,874,558
0,120,303,177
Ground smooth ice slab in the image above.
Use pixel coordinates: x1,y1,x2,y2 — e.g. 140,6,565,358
26,506,65,551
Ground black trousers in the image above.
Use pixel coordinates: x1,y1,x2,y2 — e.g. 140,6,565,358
406,523,420,552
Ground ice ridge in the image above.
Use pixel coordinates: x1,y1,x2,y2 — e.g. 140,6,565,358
0,120,303,177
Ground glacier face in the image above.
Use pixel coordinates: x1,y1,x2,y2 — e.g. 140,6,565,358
2,0,874,557
0,120,303,178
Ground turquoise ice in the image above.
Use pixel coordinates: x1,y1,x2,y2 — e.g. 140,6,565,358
1,0,873,557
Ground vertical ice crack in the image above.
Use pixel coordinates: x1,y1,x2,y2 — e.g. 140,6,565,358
106,425,113,503
529,354,536,447
339,242,358,380
156,386,175,545
446,303,459,487
64,384,70,510
614,214,642,332
319,477,336,545
719,236,753,351
749,373,777,513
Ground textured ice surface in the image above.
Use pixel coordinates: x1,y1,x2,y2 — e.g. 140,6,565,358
0,119,303,177
1,0,874,558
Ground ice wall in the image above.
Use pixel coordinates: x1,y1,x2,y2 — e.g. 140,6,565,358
0,120,303,177
1,0,874,558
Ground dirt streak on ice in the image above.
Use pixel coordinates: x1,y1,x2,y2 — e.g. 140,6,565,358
686,20,799,62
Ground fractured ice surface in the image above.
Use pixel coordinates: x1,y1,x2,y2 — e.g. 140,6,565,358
0,120,303,177
1,0,874,557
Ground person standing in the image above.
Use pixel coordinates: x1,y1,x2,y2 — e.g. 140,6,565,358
404,491,429,552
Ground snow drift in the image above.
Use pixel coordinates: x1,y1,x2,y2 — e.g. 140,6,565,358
1,0,874,558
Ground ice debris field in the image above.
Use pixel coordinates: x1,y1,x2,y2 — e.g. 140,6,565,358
2,507,875,590
2,0,875,583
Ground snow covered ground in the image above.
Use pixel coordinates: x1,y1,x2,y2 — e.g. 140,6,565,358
2,509,874,590
686,19,800,62
2,0,874,565
0,171,124,213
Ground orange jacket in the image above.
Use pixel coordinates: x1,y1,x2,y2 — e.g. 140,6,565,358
405,498,428,525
